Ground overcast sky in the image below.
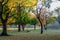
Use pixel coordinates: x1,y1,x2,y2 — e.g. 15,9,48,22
50,0,60,11
37,0,60,11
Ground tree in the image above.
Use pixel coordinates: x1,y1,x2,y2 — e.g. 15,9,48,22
35,0,52,34
47,16,55,24
55,8,60,23
18,8,29,31
0,0,11,36
45,0,52,8
15,4,30,31
29,18,38,30
0,0,18,36
0,0,38,35
13,0,38,31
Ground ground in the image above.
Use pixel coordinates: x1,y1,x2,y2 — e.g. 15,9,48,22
0,28,60,40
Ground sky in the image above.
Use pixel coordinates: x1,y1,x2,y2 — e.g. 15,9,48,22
34,0,60,17
50,0,60,11
49,0,60,17
37,0,60,11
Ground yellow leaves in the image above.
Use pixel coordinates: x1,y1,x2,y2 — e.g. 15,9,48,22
32,0,38,5
8,0,38,9
23,0,38,7
7,0,16,9
28,12,36,19
16,0,38,7
7,18,16,24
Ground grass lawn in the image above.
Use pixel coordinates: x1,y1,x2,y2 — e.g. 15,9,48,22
0,28,60,40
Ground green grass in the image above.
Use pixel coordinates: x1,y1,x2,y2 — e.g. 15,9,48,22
0,29,60,40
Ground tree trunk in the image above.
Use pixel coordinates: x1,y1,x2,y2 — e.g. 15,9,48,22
22,25,25,31
44,21,47,30
34,25,36,30
37,17,43,34
40,22,43,34
44,25,47,30
0,22,8,36
18,24,21,32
